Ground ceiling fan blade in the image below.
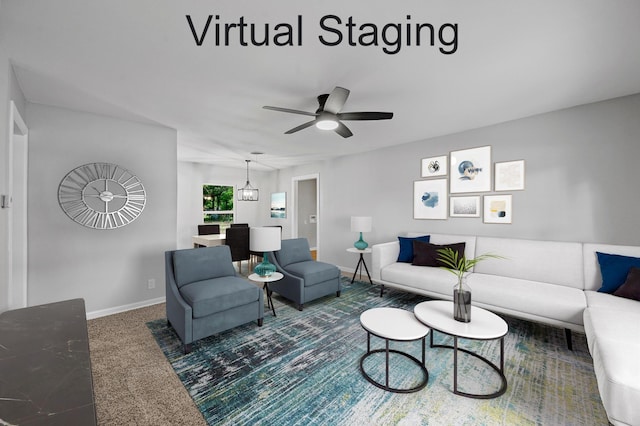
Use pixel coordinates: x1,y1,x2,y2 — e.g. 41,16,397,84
263,106,317,117
284,119,317,134
323,87,350,114
334,122,353,138
337,112,394,121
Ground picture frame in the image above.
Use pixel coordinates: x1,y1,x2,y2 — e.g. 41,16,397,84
270,192,286,218
414,179,448,220
450,196,481,218
450,145,492,193
483,194,512,224
421,155,447,178
495,160,525,191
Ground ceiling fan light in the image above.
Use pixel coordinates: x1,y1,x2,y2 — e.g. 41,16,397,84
316,119,338,130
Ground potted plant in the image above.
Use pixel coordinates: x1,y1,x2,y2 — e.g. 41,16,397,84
437,247,504,322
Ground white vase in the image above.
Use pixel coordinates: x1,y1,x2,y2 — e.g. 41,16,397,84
453,276,471,323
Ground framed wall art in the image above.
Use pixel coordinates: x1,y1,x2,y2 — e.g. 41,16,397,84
483,194,512,224
450,196,481,218
450,146,492,193
414,179,447,220
421,155,447,178
495,160,525,191
270,192,286,218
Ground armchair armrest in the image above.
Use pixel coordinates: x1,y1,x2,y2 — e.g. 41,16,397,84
165,251,193,345
268,250,305,308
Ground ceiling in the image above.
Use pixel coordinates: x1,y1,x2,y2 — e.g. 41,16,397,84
3,1,640,171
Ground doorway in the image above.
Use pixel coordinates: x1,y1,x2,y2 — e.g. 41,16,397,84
292,174,319,257
6,101,28,309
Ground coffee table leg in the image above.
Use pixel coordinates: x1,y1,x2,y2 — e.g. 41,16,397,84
454,336,459,394
385,339,390,388
500,337,504,372
430,331,507,399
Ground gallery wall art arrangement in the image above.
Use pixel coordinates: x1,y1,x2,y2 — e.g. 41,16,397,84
414,146,524,224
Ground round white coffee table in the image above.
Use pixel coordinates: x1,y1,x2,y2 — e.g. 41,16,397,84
359,307,430,393
414,300,508,399
248,272,283,317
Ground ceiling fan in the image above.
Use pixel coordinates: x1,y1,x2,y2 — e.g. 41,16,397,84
263,86,393,138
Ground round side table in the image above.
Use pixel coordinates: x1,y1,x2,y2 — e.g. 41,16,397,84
248,272,283,317
359,307,430,393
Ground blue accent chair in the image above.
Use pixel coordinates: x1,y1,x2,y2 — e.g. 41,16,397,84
165,245,264,353
269,238,342,311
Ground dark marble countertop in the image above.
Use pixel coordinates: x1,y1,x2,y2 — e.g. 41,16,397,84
0,298,97,425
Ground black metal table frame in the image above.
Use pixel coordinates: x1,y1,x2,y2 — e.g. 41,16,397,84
263,283,276,317
359,330,429,393
429,329,507,399
351,252,373,285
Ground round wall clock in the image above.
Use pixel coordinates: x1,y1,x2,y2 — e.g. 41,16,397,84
58,162,146,229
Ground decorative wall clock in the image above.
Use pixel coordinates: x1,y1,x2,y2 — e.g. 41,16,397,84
58,162,146,229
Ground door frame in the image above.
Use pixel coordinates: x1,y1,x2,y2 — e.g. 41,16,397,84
291,173,319,254
6,100,29,309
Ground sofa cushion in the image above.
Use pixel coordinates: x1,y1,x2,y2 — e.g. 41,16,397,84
275,238,312,267
412,241,466,267
474,237,584,289
381,262,456,295
173,246,236,288
597,252,640,293
585,290,640,312
179,276,259,319
285,260,340,287
613,267,640,301
397,235,430,262
584,307,640,426
468,273,586,326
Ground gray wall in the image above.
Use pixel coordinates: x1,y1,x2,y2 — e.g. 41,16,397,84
271,93,640,271
26,103,177,314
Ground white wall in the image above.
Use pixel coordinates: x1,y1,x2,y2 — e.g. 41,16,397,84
0,15,28,312
177,161,277,249
271,94,640,271
26,103,177,315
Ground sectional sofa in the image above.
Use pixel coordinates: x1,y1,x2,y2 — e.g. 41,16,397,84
371,232,640,426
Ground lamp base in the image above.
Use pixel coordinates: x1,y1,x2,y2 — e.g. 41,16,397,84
354,232,368,250
254,252,276,277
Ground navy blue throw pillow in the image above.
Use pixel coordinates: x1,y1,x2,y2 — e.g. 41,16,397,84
397,235,430,263
596,251,640,293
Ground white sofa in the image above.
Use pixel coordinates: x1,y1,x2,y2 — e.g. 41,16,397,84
371,233,640,426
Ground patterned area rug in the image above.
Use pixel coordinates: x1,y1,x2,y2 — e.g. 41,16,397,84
147,278,608,425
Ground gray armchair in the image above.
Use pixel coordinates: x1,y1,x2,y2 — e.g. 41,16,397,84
269,238,342,311
165,245,264,353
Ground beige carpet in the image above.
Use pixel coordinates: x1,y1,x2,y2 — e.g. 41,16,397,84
88,302,206,425
87,270,356,425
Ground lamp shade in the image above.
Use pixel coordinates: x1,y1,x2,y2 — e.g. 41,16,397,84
250,227,281,252
350,216,372,233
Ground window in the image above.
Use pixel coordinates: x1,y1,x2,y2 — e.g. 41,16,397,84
203,185,234,231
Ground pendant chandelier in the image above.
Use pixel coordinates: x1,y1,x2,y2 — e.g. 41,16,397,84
237,159,259,201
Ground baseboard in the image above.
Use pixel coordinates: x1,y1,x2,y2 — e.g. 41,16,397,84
86,296,166,320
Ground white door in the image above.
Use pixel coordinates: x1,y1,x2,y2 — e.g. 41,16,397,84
292,173,319,253
6,101,29,309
